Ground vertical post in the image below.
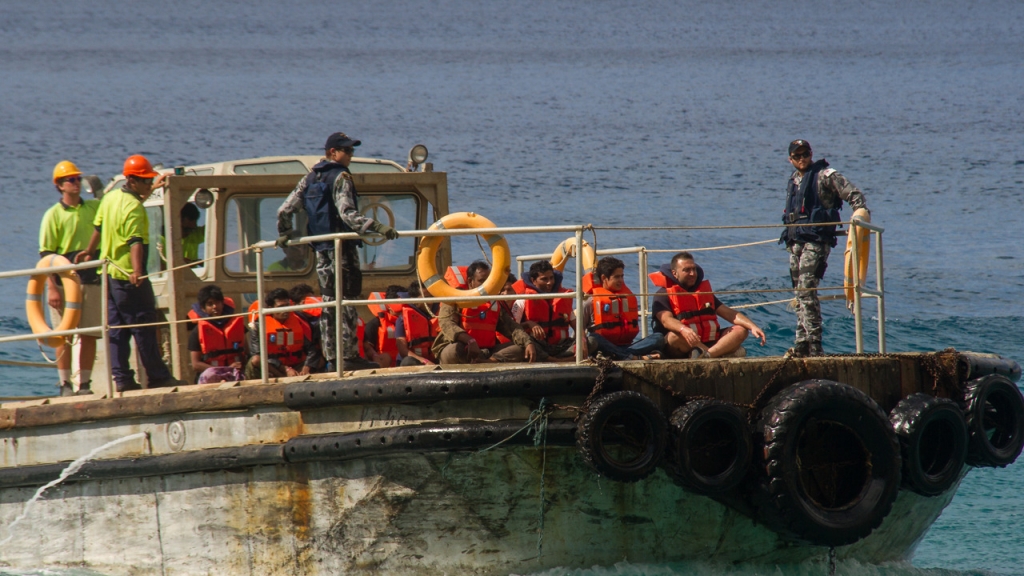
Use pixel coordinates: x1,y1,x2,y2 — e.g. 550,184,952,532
335,237,345,377
101,260,114,399
638,248,649,339
851,221,864,353
256,248,269,384
517,258,524,281
875,231,886,353
575,229,584,364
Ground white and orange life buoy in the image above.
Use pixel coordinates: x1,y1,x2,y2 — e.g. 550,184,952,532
844,208,871,305
25,254,83,348
416,212,511,308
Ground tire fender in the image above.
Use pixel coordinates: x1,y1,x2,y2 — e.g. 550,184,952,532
666,399,752,495
961,374,1024,468
576,391,667,483
890,393,968,496
755,379,901,547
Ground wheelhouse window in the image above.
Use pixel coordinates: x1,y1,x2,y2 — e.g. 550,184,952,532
223,196,312,275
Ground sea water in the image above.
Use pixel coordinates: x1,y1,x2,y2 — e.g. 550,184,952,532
0,0,1021,574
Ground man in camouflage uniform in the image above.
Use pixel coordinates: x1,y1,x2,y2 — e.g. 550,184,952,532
781,140,868,357
277,132,399,370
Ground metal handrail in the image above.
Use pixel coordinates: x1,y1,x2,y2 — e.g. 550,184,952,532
0,219,885,393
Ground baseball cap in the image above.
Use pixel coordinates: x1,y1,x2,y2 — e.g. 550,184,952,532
325,132,362,151
789,139,811,155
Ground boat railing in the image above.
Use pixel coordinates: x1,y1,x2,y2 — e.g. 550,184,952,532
515,217,885,354
2,218,884,394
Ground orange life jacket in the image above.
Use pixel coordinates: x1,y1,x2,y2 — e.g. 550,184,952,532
356,316,366,358
402,306,439,361
188,297,237,323
590,286,640,346
197,316,246,367
264,313,310,368
445,265,500,349
367,292,400,367
512,279,573,345
301,295,323,318
648,273,720,343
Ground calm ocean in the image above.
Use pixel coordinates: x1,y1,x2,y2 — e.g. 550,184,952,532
0,0,1022,574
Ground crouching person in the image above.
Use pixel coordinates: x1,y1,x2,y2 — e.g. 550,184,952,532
431,260,542,365
189,285,246,383
245,288,322,379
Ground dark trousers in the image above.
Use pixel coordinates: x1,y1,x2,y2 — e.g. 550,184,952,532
108,278,172,389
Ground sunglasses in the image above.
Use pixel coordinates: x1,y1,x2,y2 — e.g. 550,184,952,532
790,151,811,160
341,146,355,155
60,176,82,184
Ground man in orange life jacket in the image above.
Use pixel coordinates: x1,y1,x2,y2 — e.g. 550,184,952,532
511,261,577,357
188,285,247,383
431,260,541,365
245,288,322,379
581,257,665,361
395,282,440,366
651,252,766,359
364,284,404,367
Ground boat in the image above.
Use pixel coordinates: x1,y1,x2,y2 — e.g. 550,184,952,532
0,148,1021,575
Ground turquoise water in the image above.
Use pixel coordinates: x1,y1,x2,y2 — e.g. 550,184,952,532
1,0,1023,574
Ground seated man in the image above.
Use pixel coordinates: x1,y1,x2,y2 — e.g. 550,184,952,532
288,283,326,372
511,261,576,356
245,288,322,379
431,260,541,365
651,251,766,359
581,257,665,360
158,202,206,267
188,285,246,383
395,282,439,366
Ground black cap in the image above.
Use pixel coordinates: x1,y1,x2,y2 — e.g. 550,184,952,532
789,139,811,155
325,132,362,151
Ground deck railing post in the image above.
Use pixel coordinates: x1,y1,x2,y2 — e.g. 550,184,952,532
875,230,886,353
639,248,649,339
101,260,114,398
256,248,269,384
851,221,864,353
335,237,345,377
575,229,584,364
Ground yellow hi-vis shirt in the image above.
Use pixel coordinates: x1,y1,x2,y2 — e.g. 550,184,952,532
93,188,149,281
39,198,101,256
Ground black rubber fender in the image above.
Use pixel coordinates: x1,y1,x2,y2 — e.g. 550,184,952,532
754,379,901,547
890,394,968,496
961,374,1024,468
576,391,667,483
665,399,752,495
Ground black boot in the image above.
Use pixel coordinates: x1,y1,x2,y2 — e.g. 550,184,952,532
786,343,810,358
75,380,94,395
59,381,74,397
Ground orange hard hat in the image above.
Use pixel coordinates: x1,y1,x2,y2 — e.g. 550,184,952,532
123,154,159,179
52,160,82,183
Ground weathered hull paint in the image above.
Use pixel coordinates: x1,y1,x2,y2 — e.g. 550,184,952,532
0,447,958,575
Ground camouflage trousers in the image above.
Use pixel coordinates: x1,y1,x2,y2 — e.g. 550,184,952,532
788,242,831,347
316,243,363,363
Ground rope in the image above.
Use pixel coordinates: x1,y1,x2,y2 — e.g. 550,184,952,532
0,359,57,369
644,238,778,253
474,235,493,266
593,220,861,231
527,398,550,559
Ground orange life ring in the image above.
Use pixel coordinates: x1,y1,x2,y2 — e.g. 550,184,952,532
417,212,511,308
844,208,871,305
550,237,596,274
25,255,83,348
